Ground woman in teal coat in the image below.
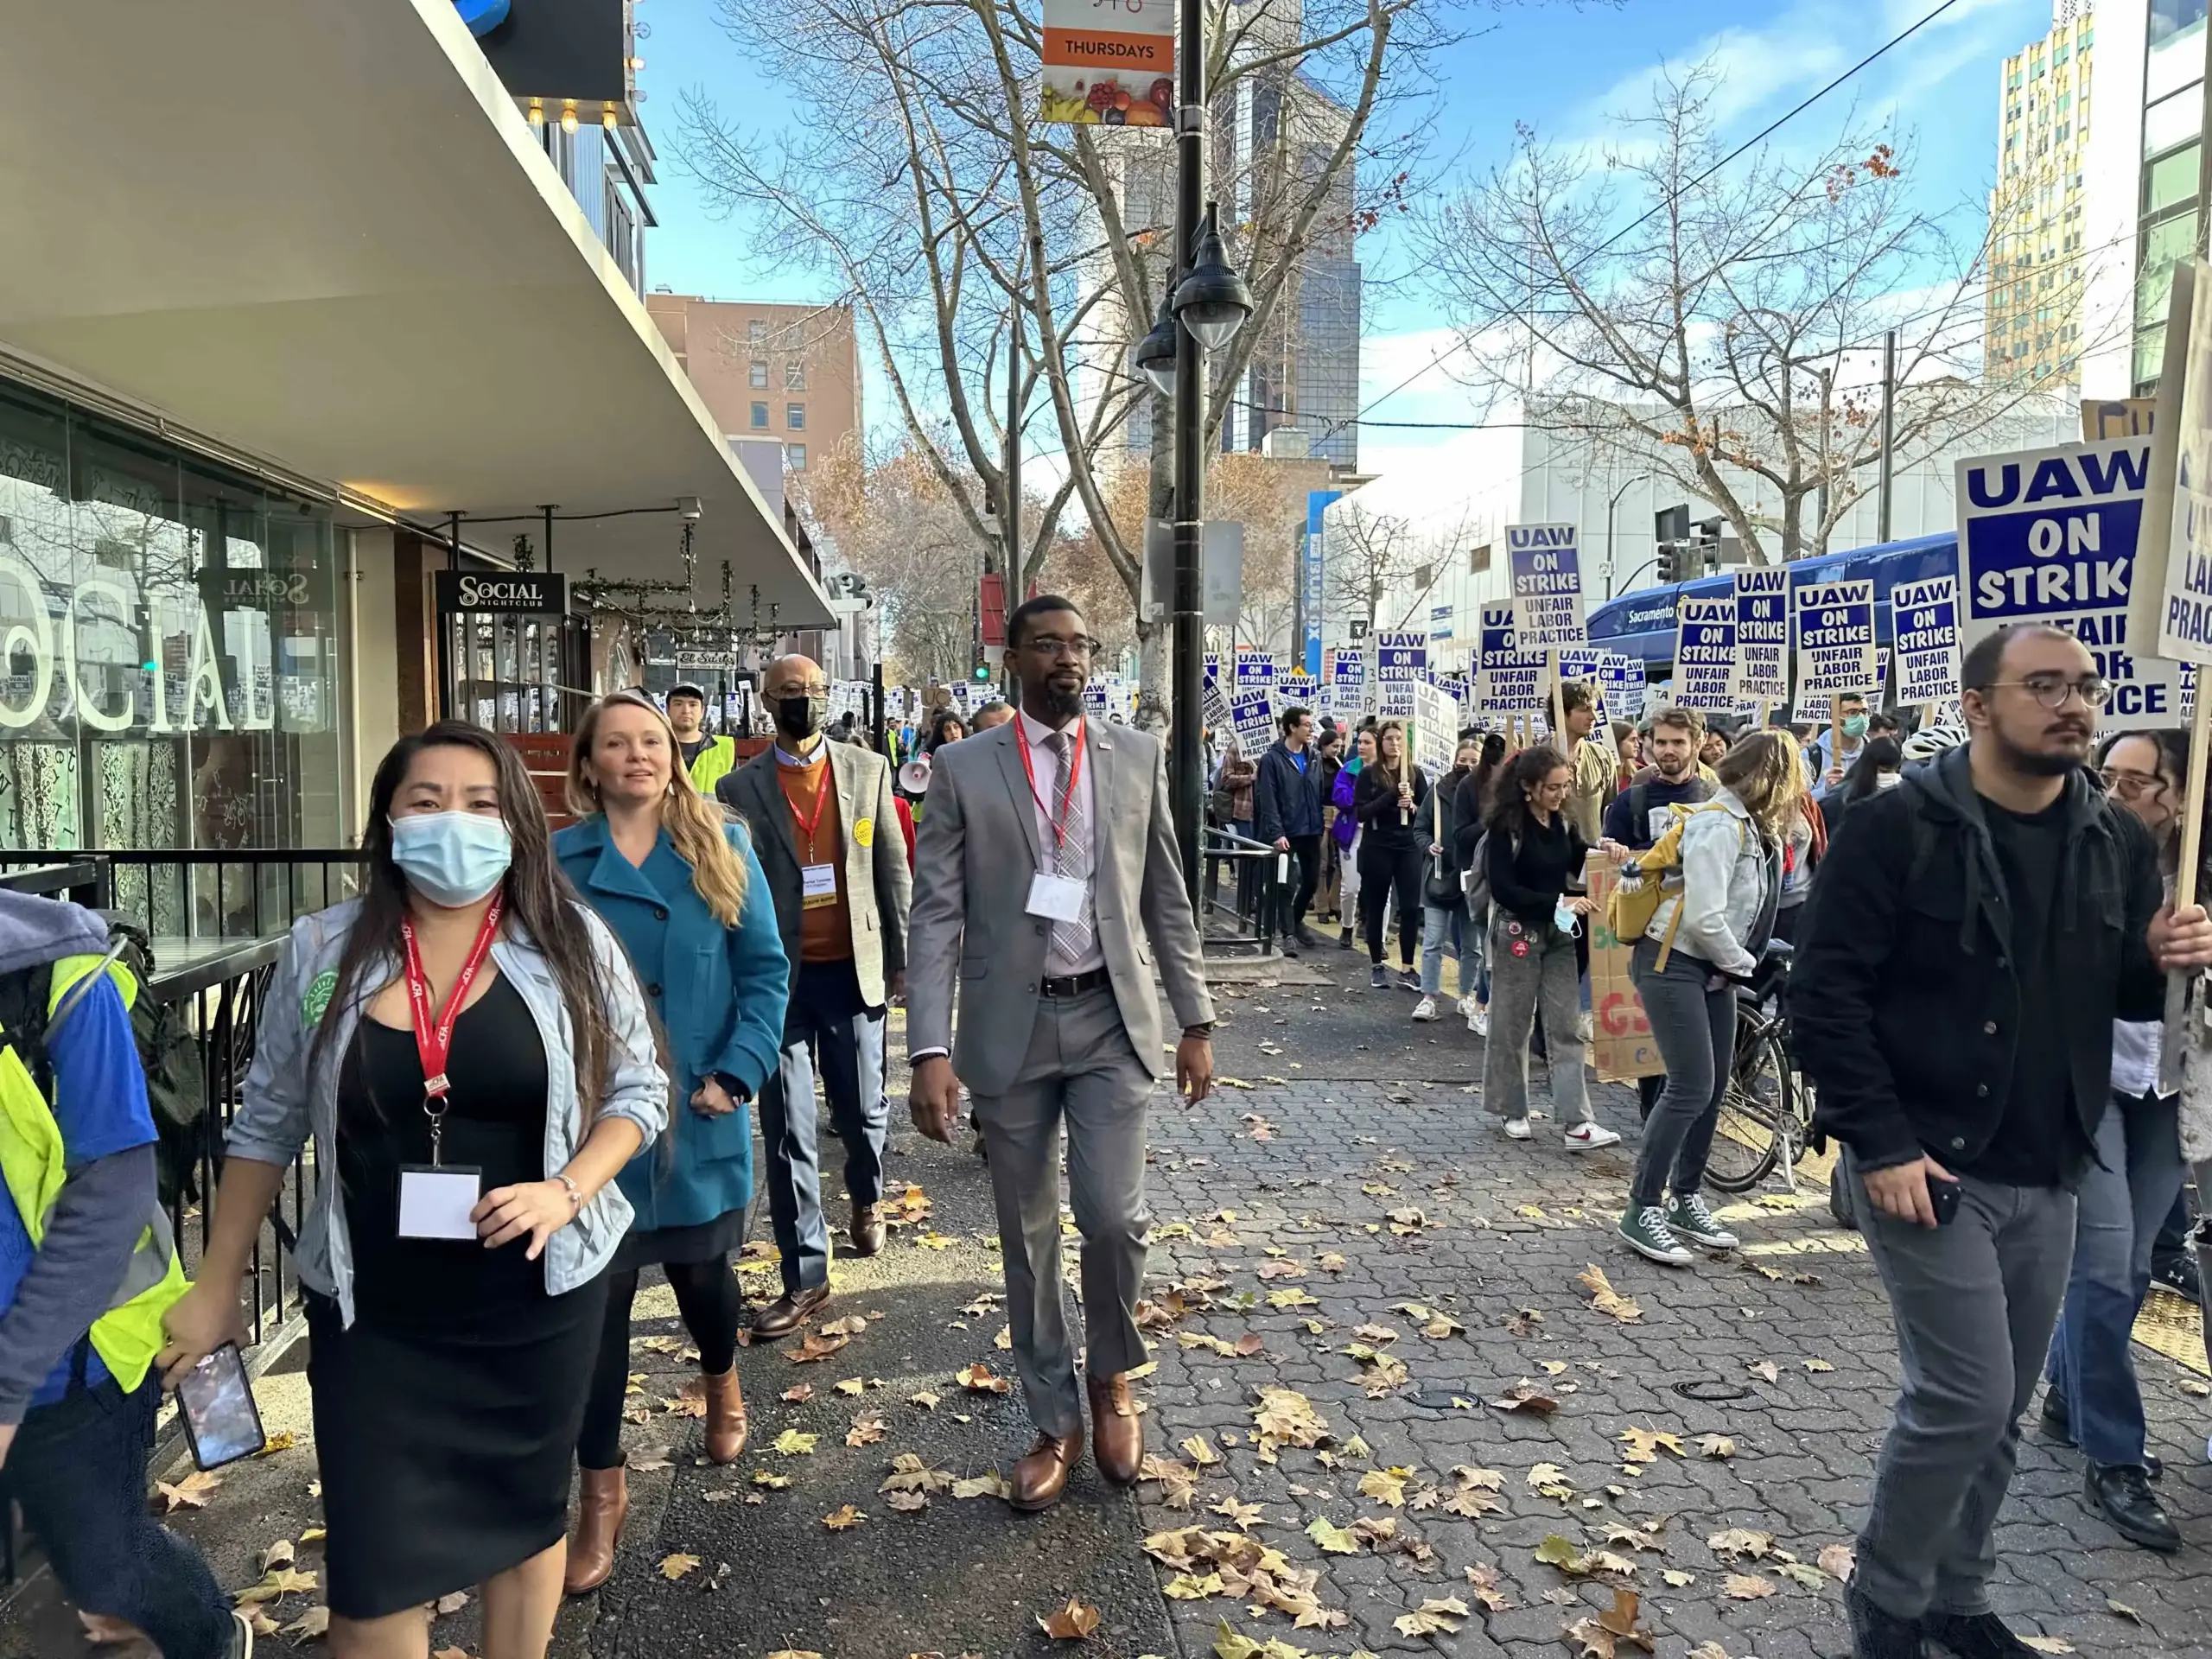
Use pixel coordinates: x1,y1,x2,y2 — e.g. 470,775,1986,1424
552,690,789,1594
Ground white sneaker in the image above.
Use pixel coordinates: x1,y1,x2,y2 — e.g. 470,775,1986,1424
1564,1122,1622,1152
1576,1011,1594,1045
1455,994,1476,1017
1412,996,1439,1022
1503,1116,1533,1141
1468,1004,1490,1037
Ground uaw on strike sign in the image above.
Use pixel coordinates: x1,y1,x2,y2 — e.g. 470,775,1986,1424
1957,437,2182,730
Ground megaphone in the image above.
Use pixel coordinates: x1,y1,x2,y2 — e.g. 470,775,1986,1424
898,754,933,794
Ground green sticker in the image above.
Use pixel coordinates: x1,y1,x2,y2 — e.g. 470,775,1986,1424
302,970,337,1030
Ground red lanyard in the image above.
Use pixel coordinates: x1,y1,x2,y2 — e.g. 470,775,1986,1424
1015,721,1086,851
782,757,833,847
399,895,504,1153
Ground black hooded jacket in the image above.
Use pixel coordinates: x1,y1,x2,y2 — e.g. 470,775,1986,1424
1792,744,2164,1175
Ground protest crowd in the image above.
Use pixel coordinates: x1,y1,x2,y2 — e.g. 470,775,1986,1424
13,556,2212,1659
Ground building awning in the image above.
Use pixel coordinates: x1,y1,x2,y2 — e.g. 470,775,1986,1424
0,0,829,626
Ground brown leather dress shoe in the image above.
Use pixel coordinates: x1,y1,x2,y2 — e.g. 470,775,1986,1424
850,1202,887,1258
1009,1430,1083,1512
563,1465,627,1595
702,1367,748,1463
751,1282,830,1338
1086,1372,1143,1485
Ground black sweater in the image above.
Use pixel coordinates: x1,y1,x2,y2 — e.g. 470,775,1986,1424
1352,764,1431,854
1485,809,1589,926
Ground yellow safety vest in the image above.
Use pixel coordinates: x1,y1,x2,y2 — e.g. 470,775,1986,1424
0,952,188,1394
687,735,738,796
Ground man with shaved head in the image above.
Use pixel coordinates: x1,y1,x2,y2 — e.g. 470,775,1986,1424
718,654,911,1334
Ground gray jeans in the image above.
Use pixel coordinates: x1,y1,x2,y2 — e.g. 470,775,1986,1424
1628,939,1733,1207
1848,1152,2075,1620
1481,911,1589,1124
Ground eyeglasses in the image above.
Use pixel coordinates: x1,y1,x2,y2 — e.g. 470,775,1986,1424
773,683,831,699
1025,634,1102,659
1988,674,2112,709
2100,766,2168,799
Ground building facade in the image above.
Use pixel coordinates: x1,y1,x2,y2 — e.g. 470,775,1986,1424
2080,0,2204,397
645,296,863,480
1986,3,2096,387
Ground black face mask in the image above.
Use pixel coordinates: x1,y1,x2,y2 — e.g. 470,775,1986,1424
774,695,829,741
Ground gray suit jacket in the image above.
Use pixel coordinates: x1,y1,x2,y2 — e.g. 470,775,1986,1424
906,717,1214,1096
717,740,911,1009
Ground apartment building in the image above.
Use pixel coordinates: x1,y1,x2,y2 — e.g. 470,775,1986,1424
1986,3,2096,387
645,296,863,477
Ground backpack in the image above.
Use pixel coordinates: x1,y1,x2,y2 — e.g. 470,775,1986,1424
0,912,207,1213
1606,801,1745,970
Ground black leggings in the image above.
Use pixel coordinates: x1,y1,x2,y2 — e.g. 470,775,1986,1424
577,1255,747,1471
1358,840,1423,967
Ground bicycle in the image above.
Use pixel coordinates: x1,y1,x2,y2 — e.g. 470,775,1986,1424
1703,943,1814,1194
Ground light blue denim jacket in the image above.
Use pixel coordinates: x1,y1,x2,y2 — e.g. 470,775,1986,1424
1647,789,1770,979
226,897,670,1328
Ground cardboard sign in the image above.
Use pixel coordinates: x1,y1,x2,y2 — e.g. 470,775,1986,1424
1792,578,1878,699
1477,601,1543,717
1891,574,1963,704
1584,852,1664,1083
1731,569,1790,704
1507,524,1587,650
1674,597,1737,711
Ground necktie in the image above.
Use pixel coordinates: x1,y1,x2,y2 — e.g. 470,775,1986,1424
1047,729,1095,965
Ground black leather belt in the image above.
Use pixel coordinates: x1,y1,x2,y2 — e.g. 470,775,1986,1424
1040,967,1111,998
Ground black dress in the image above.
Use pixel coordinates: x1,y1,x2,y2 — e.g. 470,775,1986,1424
310,974,610,1620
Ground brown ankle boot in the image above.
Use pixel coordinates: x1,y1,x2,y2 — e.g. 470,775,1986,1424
702,1367,748,1464
563,1465,627,1596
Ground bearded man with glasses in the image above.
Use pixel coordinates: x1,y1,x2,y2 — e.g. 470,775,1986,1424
1793,624,2212,1659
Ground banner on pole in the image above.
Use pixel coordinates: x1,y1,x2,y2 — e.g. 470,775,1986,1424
1731,569,1789,704
1792,578,1878,701
1507,524,1587,650
1037,0,1173,127
1477,601,1544,718
1891,574,1963,705
1301,491,1338,678
1959,437,2179,728
1674,597,1738,711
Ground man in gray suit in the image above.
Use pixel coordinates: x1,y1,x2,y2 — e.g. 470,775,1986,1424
718,655,911,1335
908,596,1214,1512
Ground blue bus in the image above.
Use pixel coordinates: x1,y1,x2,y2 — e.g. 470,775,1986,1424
1585,531,1961,673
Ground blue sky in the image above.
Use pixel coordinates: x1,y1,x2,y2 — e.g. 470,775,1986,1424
637,0,2052,473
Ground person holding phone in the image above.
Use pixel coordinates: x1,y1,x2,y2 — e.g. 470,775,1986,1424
1351,720,1429,991
554,691,789,1595
0,892,247,1659
1793,626,2212,1659
161,721,668,1659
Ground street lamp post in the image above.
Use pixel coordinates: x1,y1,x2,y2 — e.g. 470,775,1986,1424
1137,2,1254,901
1602,471,1655,601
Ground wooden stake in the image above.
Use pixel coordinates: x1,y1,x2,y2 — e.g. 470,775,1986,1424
2179,681,2212,912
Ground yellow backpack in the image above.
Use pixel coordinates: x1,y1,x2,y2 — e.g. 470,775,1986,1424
1606,801,1745,969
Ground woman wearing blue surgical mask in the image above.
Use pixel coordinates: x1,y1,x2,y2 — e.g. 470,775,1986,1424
1616,729,1801,1268
1481,746,1618,1152
161,721,668,1659
1820,735,1904,841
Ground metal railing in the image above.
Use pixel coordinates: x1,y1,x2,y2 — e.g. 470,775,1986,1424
0,849,360,943
1199,823,1289,956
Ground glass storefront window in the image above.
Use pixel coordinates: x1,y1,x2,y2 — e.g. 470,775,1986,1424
2145,143,2202,218
0,378,346,887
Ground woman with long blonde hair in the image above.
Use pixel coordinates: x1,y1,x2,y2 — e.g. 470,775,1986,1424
1617,728,1802,1267
553,690,791,1594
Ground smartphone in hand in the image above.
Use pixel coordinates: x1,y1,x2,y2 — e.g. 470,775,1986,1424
1928,1175,1964,1228
175,1341,267,1470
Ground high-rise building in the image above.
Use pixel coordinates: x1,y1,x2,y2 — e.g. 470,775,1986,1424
644,296,863,479
2078,0,2209,397
1986,3,2097,388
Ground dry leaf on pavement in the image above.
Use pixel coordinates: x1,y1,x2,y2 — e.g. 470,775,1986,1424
1489,1380,1560,1414
1618,1427,1684,1464
1036,1597,1102,1639
957,1363,1014,1393
881,1453,955,1494
1707,1528,1775,1560
785,1332,849,1363
1698,1434,1736,1459
846,1414,888,1447
818,1315,868,1337
765,1649,826,1658
823,1504,867,1530
431,1648,471,1659
259,1539,295,1573
433,1591,469,1616
1747,1359,1781,1384
2018,1640,2075,1654
1357,1466,1410,1506
753,1470,792,1488
1250,1387,1330,1448
952,1471,1014,1500
282,1605,331,1639
658,1554,701,1581
772,1430,818,1455
1722,1573,1777,1600
1687,1645,1730,1659
1535,1535,1591,1575
1465,1561,1514,1611
1577,1264,1643,1321
1306,1516,1361,1554
886,1490,929,1511
158,1471,223,1511
1211,1495,1266,1529
835,1378,866,1396
1392,1597,1468,1637
1181,1434,1223,1466
234,1567,319,1605
1818,1543,1856,1581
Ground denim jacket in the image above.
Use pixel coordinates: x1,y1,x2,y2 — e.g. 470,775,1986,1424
226,897,670,1327
1647,789,1773,979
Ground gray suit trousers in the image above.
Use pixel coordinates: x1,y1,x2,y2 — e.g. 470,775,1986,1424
972,984,1152,1438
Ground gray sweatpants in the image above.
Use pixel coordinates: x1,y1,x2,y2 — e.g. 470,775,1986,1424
1847,1153,2075,1620
1481,911,1590,1125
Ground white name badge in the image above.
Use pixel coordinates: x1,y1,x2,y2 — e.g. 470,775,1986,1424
1025,871,1087,923
397,1165,482,1240
801,861,839,909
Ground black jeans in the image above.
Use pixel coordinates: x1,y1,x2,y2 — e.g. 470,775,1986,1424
1628,938,1734,1208
1358,840,1423,967
577,1257,749,1470
1278,834,1322,938
9,1364,232,1659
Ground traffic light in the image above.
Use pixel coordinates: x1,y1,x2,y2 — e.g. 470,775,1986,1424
972,664,991,681
1655,541,1681,585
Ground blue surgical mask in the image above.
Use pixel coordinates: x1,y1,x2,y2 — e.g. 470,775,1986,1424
389,811,512,907
1553,898,1581,938
1841,714,1869,739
